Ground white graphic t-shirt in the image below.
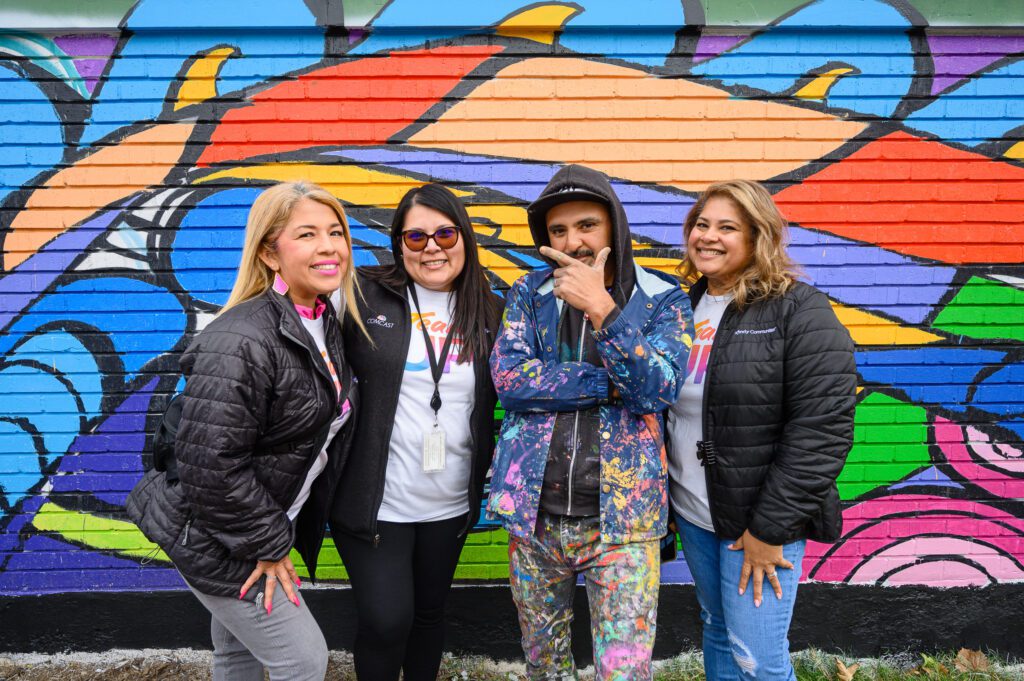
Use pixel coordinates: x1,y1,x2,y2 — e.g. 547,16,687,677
287,312,351,521
667,292,733,531
378,283,476,523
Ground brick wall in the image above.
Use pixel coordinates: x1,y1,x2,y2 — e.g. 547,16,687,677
0,0,1022,595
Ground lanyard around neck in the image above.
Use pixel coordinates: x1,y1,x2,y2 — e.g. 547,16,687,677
408,284,455,421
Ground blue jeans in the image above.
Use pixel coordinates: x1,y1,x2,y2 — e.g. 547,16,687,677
676,515,805,681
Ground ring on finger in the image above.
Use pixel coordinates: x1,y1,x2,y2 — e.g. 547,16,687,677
766,571,777,578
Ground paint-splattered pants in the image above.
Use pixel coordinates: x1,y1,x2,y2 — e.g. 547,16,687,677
508,511,660,681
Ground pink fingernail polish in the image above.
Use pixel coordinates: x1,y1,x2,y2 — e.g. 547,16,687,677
239,588,247,599
267,602,273,615
755,599,761,608
296,578,302,586
292,596,300,606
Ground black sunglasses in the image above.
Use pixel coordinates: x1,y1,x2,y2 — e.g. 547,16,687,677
401,226,460,252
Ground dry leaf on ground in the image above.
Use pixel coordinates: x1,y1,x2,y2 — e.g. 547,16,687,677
836,658,861,681
955,648,991,673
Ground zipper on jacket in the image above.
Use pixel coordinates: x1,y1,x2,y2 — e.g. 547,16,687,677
180,516,193,546
368,283,414,548
566,314,589,516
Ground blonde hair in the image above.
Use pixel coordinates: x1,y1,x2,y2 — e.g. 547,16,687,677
221,181,369,339
678,180,800,308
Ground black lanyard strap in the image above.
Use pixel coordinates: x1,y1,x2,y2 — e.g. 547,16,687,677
408,284,455,418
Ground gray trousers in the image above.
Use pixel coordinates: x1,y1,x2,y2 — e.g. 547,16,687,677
186,581,329,681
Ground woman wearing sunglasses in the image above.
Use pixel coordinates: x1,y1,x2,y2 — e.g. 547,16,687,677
329,183,502,681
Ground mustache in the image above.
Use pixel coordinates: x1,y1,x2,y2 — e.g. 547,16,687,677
565,247,595,258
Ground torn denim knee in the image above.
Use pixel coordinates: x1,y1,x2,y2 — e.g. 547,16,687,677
727,629,758,678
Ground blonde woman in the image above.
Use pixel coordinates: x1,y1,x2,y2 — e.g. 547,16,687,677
667,180,856,680
128,181,366,681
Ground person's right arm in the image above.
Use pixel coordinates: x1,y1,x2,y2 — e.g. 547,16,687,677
174,326,295,563
489,275,609,413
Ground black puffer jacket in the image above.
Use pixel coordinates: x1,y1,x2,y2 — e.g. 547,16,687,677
329,268,500,543
691,277,857,545
127,289,356,598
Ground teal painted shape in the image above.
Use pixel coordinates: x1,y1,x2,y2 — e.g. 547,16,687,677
351,0,690,66
81,0,324,145
905,56,1024,146
691,0,917,118
0,31,89,97
0,62,65,205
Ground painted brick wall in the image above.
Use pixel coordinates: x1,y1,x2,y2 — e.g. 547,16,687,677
0,0,1022,597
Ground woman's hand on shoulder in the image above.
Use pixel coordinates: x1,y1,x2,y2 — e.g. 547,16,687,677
728,529,793,606
239,555,302,615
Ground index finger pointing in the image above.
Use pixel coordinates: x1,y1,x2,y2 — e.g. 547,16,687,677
538,245,567,264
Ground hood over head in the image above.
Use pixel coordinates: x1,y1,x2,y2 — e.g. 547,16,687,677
527,164,636,304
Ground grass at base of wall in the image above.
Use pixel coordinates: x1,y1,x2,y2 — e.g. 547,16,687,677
1,648,1021,681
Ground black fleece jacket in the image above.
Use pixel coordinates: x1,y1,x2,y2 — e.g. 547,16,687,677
690,276,858,544
329,268,501,543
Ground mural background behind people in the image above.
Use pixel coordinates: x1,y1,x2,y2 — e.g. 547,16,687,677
0,0,1022,639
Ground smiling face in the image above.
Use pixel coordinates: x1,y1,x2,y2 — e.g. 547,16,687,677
544,200,614,284
259,197,350,308
687,195,753,295
401,202,466,292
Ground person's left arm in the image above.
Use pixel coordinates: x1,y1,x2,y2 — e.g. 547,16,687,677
747,289,857,544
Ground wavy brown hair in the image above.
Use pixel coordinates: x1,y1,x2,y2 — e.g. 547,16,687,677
678,179,800,308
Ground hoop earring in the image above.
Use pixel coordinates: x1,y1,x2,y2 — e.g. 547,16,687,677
272,272,289,295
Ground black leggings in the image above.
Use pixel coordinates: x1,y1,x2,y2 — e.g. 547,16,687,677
334,514,468,681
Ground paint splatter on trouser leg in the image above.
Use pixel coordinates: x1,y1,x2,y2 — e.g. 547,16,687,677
509,514,579,680
582,534,660,680
508,513,659,681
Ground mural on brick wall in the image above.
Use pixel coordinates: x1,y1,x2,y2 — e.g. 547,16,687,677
0,0,1022,594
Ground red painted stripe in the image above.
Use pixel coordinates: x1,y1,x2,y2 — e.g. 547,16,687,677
774,131,1024,264
197,45,503,167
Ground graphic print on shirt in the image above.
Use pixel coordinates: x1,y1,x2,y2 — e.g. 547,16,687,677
406,311,464,373
686,316,719,385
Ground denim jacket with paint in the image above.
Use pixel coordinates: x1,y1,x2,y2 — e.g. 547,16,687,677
487,264,693,544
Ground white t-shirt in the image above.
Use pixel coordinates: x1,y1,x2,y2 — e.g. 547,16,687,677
667,292,733,531
378,284,476,523
287,313,351,521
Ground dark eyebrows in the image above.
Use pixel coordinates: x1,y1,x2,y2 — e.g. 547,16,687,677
547,215,603,231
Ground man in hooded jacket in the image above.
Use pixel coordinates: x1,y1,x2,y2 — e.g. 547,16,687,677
488,165,693,679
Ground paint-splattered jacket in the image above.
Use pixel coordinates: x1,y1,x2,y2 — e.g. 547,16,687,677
487,265,692,544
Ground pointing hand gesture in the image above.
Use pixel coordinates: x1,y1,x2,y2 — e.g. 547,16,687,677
538,246,617,329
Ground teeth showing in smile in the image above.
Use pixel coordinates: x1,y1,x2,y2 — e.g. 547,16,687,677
312,264,338,270
698,248,725,256
422,260,447,267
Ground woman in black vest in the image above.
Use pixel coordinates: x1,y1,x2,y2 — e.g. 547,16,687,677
128,181,369,680
667,180,857,680
330,184,502,681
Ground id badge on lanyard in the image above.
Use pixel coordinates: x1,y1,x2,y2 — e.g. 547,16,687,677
410,285,454,474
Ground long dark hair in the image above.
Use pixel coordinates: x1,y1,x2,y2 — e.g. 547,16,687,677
371,183,501,364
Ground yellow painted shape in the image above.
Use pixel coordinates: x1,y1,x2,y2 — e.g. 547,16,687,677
478,246,527,285
407,58,866,191
465,204,531,243
831,301,944,345
495,3,580,45
32,502,169,562
634,254,684,276
174,47,237,111
794,67,855,101
5,122,197,269
1004,140,1024,160
197,163,470,208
